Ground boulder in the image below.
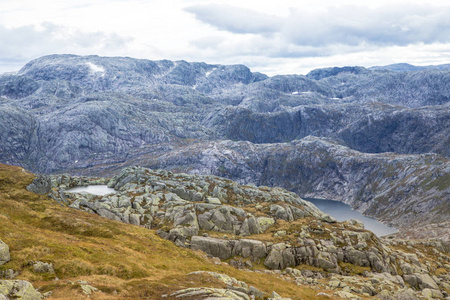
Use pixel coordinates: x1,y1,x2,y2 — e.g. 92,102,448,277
233,239,267,259
416,274,439,290
239,216,260,236
32,261,54,273
403,273,439,290
422,288,443,299
249,286,264,300
206,197,221,205
264,243,295,270
257,217,275,232
190,236,233,260
0,280,42,299
345,249,370,267
26,175,52,195
0,240,10,266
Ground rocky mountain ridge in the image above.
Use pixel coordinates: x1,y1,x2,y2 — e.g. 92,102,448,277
0,54,449,237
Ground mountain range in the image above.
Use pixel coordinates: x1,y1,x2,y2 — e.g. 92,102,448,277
0,54,449,236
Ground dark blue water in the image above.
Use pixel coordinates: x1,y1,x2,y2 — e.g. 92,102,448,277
306,198,397,236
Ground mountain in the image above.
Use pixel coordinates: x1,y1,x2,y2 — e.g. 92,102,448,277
369,63,450,72
0,54,449,237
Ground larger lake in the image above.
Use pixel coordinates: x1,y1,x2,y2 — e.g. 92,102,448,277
305,198,397,237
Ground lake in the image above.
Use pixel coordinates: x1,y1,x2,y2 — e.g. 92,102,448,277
65,185,116,196
305,198,397,237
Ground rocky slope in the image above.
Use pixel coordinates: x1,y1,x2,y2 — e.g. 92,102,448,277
3,163,326,300
0,54,449,235
24,165,450,299
73,137,449,233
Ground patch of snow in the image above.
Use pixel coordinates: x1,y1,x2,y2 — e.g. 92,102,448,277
206,68,217,77
192,84,198,90
86,62,105,75
292,91,299,95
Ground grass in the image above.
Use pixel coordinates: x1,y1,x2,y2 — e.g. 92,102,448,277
0,163,340,299
338,262,370,275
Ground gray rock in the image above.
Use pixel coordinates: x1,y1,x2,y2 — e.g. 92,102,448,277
248,286,264,299
26,175,52,195
190,236,233,260
233,239,267,259
257,217,275,233
32,261,54,273
206,197,221,205
0,280,42,299
345,249,370,267
264,243,295,270
0,240,10,266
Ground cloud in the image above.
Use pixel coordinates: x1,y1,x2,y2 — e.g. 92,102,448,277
0,22,132,72
185,4,282,34
186,3,450,47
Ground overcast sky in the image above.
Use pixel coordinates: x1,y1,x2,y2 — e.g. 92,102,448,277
1,0,450,75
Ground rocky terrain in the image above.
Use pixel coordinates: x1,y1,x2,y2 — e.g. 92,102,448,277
2,163,324,300
0,54,449,237
19,165,450,299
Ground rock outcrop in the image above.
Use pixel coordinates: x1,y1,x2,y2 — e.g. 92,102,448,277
0,240,10,266
170,271,281,300
0,280,42,300
41,166,450,299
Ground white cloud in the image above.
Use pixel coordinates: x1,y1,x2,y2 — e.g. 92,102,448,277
1,0,450,75
185,4,282,34
186,3,450,47
0,23,132,73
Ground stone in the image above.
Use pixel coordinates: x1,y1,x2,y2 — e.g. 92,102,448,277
190,236,233,260
233,239,267,259
80,284,99,295
417,274,439,290
345,249,370,267
335,291,361,300
26,175,52,195
392,289,419,300
0,280,42,299
421,288,443,299
257,217,275,232
206,197,221,205
32,261,54,273
249,286,264,299
264,243,295,270
0,240,10,266
347,219,364,229
129,214,141,225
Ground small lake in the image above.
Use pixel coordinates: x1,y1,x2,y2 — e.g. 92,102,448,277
66,185,116,196
305,198,397,237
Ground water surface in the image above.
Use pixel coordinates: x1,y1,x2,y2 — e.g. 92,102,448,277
66,185,116,196
306,198,397,236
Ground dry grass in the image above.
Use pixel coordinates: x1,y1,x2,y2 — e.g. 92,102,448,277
0,164,340,299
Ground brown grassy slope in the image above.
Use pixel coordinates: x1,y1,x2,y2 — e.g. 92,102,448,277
0,163,336,299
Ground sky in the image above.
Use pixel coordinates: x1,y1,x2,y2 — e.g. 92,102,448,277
1,0,450,75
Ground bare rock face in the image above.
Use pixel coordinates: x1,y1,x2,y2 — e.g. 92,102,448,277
0,240,10,266
0,280,42,299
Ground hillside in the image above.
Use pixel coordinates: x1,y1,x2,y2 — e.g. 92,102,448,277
1,164,450,299
0,54,449,238
0,163,338,299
